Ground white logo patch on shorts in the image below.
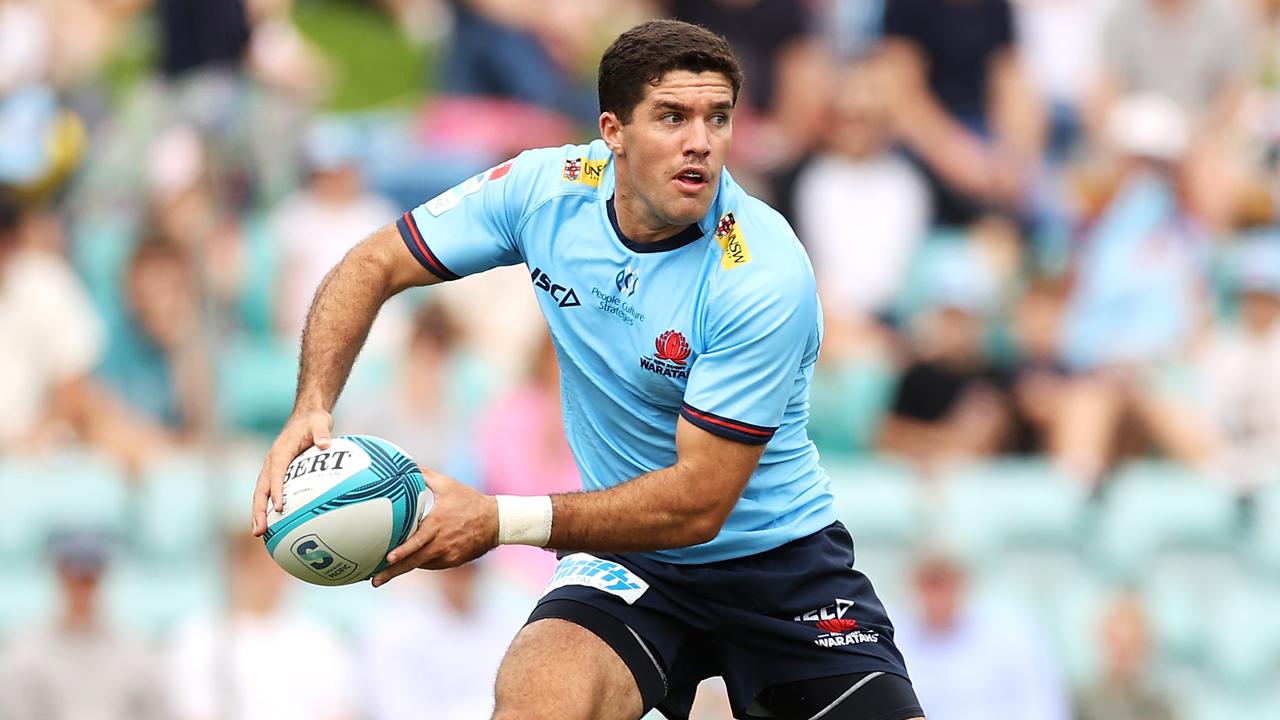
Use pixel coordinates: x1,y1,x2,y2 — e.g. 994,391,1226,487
543,553,649,605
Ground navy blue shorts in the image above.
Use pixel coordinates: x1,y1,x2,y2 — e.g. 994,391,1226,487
525,522,918,719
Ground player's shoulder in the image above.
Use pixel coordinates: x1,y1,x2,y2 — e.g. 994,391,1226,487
706,173,814,292
508,140,614,202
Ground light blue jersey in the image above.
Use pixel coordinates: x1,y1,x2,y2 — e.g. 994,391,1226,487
396,140,836,563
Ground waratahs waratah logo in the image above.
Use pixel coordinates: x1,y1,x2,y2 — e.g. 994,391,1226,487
654,330,691,365
816,618,858,634
640,329,692,379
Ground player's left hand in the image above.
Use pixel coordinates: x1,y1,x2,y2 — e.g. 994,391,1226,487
370,469,498,587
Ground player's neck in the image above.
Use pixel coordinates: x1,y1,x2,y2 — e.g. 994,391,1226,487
611,186,693,244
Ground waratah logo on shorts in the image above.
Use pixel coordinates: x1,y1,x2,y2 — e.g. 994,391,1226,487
796,598,881,648
816,618,858,634
640,330,692,379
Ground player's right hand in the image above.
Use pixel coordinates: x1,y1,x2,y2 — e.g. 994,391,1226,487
251,409,333,536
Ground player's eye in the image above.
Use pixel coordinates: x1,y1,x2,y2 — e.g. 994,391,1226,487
710,113,729,127
661,112,682,124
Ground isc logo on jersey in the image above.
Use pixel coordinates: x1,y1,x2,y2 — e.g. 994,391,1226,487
563,157,608,187
530,267,581,307
425,160,514,216
714,211,751,269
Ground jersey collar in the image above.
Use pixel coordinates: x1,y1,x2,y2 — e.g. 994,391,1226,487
606,196,706,254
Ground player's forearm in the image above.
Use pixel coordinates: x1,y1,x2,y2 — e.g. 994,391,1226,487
545,465,734,553
293,245,396,413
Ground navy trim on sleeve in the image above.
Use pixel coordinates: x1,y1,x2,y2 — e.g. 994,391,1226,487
397,211,461,281
680,403,777,446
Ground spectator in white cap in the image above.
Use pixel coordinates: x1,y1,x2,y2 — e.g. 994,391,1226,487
1091,0,1250,230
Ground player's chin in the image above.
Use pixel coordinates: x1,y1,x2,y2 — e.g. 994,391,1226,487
665,196,712,226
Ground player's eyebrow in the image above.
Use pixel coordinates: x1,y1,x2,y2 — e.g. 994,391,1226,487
652,99,734,114
652,100,692,114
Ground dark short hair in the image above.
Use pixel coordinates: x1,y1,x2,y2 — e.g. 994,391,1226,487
598,19,743,124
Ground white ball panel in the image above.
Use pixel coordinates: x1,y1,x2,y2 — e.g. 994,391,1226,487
269,498,394,586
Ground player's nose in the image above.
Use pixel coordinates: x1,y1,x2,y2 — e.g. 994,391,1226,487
683,119,712,157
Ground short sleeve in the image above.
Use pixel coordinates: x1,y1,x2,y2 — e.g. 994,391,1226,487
397,154,530,280
680,261,818,445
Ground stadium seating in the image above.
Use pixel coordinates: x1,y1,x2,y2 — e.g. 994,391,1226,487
0,451,130,562
1201,575,1280,690
826,455,923,547
103,560,223,640
1245,480,1280,579
1092,460,1241,581
935,458,1088,562
216,338,300,435
133,452,219,563
0,565,55,642
807,360,896,457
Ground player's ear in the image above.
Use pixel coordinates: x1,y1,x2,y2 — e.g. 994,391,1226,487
600,111,625,157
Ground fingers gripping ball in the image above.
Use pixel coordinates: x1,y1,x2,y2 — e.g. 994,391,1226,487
263,436,432,585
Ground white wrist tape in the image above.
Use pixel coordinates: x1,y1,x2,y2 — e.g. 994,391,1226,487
495,495,553,547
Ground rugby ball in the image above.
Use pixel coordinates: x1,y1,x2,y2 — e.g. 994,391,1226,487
263,435,431,586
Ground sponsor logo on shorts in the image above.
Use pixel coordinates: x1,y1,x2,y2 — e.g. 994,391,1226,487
640,330,691,379
424,160,513,216
291,534,360,583
544,553,649,604
714,211,751,269
795,598,881,648
563,157,608,187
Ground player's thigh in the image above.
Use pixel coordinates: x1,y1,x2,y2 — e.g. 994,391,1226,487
493,617,644,720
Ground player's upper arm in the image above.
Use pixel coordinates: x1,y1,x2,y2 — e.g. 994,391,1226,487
673,415,766,539
359,221,447,294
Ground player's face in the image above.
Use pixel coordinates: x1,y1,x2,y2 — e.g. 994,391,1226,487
603,70,734,240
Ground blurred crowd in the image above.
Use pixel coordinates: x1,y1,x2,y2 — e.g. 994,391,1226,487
1,0,1279,718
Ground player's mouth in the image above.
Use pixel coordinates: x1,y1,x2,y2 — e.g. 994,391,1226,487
673,166,710,194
